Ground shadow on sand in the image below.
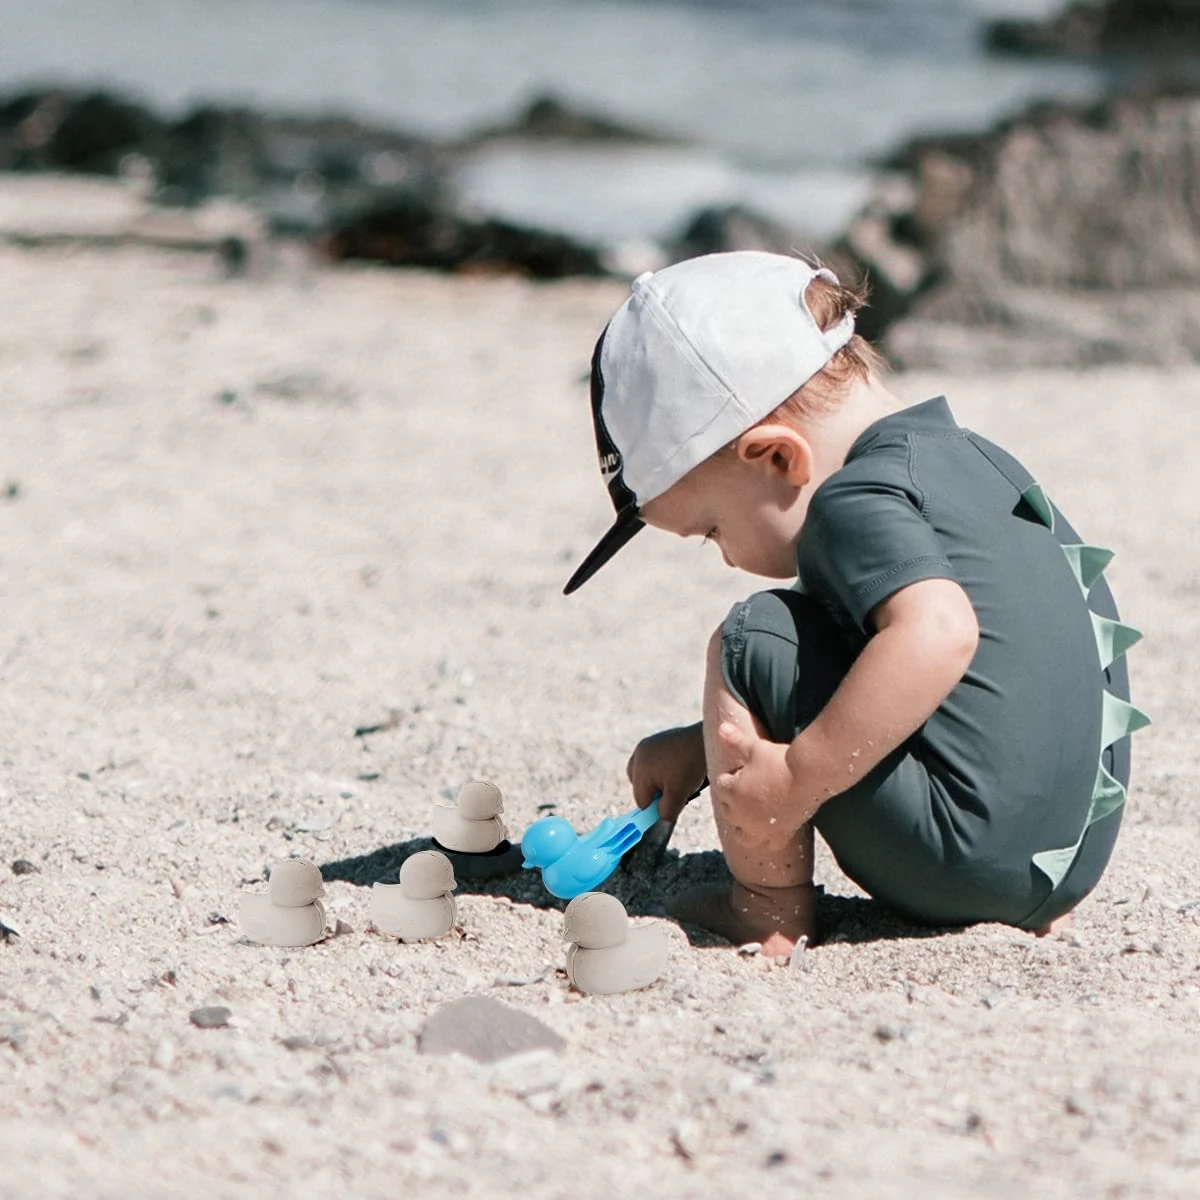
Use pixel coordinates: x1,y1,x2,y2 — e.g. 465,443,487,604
319,836,956,949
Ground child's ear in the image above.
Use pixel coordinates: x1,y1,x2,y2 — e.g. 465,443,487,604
734,424,813,488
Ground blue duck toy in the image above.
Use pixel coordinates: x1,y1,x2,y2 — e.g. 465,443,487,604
521,797,662,899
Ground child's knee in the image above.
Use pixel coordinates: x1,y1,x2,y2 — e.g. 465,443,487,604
718,592,803,743
717,590,852,745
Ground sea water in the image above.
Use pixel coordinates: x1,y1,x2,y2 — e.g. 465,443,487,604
2,0,1106,246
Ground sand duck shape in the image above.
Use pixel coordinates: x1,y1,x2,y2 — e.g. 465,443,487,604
431,779,525,878
563,891,669,996
370,850,458,942
239,858,329,948
433,779,506,852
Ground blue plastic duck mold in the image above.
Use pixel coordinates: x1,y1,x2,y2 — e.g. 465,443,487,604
520,797,661,899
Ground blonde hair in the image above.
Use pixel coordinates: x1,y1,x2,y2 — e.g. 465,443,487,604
763,269,886,427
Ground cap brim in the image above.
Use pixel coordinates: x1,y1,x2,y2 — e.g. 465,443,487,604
563,507,644,595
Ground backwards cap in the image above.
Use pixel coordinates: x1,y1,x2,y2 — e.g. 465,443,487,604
564,251,855,595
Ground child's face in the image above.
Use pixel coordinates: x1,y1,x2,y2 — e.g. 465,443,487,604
639,448,806,580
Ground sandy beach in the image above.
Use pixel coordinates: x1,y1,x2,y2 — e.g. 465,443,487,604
1,191,1198,1197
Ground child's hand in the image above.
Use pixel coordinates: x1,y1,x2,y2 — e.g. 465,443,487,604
712,722,809,840
627,722,706,821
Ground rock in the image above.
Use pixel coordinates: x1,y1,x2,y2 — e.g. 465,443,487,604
155,106,447,230
323,194,606,279
417,995,565,1063
10,859,37,876
463,92,678,146
0,89,165,174
150,1038,176,1071
835,84,1200,367
984,1,1200,58
667,204,807,262
189,1005,232,1029
0,1024,27,1051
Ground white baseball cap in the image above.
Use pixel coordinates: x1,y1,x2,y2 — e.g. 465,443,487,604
563,251,855,594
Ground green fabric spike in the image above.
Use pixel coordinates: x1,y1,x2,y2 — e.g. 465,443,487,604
1032,844,1079,889
1020,483,1055,530
1033,763,1128,887
1101,690,1152,749
1091,613,1144,671
1061,544,1114,597
1091,762,1125,824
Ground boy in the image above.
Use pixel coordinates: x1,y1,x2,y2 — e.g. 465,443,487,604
564,251,1148,955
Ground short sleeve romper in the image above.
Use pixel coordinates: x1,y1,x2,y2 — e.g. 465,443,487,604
719,397,1148,930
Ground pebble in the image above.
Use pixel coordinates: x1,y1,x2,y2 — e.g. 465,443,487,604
151,1038,176,1070
0,1024,26,1051
189,1006,232,1029
10,859,38,876
417,995,565,1063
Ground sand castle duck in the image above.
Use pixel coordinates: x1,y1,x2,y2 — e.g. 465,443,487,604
431,779,524,878
239,858,329,948
563,892,669,996
370,850,458,942
433,780,507,852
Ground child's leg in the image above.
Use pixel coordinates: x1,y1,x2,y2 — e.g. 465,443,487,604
666,593,856,952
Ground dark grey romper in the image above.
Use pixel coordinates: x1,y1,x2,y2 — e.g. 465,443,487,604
720,397,1149,930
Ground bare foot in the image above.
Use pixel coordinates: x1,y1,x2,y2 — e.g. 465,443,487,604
1033,910,1075,938
666,881,816,955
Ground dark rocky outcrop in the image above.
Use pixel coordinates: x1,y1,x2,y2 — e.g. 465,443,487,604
838,85,1200,366
322,194,607,279
666,204,806,262
0,89,165,173
0,87,611,277
154,106,445,214
461,92,679,147
985,0,1200,58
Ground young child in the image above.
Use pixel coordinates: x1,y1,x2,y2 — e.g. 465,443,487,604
563,251,1148,954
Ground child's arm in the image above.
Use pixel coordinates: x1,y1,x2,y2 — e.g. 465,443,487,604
715,578,979,836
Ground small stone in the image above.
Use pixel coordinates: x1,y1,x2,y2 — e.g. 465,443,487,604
0,1024,26,1051
11,860,38,876
189,1006,232,1029
670,1119,702,1161
293,814,334,833
417,995,565,1064
151,1039,176,1071
788,936,809,972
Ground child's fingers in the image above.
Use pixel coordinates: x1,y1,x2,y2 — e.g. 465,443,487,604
717,721,753,764
631,773,660,811
657,788,689,822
